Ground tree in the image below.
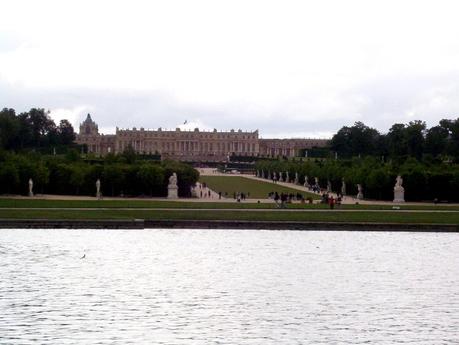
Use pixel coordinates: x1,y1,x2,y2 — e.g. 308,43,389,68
103,164,125,196
57,119,76,145
0,108,19,149
405,120,426,159
34,163,50,194
425,125,449,157
26,108,57,147
0,163,19,194
331,122,381,158
122,145,137,164
69,165,86,195
387,123,408,157
137,164,164,196
440,118,459,159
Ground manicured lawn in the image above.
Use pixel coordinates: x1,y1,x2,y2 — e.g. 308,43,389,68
199,175,320,199
1,198,459,211
0,209,458,225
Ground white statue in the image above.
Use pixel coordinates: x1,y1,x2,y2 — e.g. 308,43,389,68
168,173,178,198
357,184,364,200
28,178,34,197
304,175,310,188
96,179,101,199
286,172,290,183
169,173,178,186
341,177,346,196
278,172,283,182
294,172,299,185
327,180,332,192
393,175,405,202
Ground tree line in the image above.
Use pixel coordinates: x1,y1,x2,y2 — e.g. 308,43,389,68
330,119,459,161
255,157,459,202
0,151,199,198
0,108,76,152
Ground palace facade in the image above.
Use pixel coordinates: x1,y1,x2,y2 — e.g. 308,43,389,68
76,114,329,161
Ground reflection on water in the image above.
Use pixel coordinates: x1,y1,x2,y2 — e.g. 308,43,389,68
1,229,458,344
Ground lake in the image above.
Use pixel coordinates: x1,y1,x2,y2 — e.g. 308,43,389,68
1,229,458,344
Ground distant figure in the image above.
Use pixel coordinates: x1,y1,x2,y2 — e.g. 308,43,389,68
274,192,280,207
328,196,335,209
80,254,86,259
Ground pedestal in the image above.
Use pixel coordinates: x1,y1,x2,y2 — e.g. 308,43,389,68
357,192,364,200
168,185,178,199
393,187,405,202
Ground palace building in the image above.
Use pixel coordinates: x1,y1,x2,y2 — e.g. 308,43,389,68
76,114,329,161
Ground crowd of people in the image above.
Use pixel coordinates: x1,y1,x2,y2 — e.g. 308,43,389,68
320,192,344,209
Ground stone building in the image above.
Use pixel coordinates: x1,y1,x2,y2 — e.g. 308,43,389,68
259,138,329,158
76,114,329,161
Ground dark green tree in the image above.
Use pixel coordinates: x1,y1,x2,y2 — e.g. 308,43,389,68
137,164,164,196
425,125,449,157
57,119,76,145
0,108,19,149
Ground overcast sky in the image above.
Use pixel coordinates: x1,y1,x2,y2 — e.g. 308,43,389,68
1,0,459,138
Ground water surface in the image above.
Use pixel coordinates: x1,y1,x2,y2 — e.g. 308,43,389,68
1,229,458,344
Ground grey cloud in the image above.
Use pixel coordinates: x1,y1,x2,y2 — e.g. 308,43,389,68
1,74,459,139
343,73,459,132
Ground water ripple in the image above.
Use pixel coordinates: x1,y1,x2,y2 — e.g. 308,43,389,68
0,229,458,344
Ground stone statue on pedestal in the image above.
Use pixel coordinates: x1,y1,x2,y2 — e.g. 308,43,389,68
28,178,34,197
304,175,310,188
357,184,364,200
294,172,299,185
286,172,290,183
96,179,101,199
393,175,405,202
341,177,346,196
261,170,265,178
167,172,178,199
327,180,332,192
278,172,283,182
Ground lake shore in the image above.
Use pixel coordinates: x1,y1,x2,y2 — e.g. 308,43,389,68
1,196,459,232
0,219,457,232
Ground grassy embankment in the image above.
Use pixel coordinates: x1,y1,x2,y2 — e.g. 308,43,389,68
0,209,458,224
199,175,320,199
1,198,459,224
1,198,459,210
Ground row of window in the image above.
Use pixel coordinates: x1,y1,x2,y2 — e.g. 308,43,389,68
117,132,257,140
117,141,258,153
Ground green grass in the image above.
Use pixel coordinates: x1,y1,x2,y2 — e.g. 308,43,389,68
1,198,459,211
0,209,459,224
199,175,320,199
